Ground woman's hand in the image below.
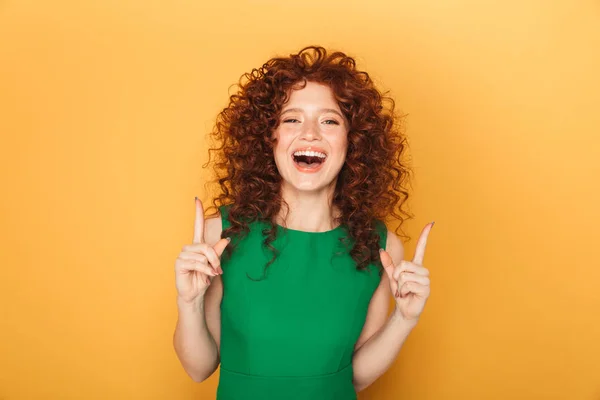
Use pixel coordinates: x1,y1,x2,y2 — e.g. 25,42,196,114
174,197,230,304
379,222,434,322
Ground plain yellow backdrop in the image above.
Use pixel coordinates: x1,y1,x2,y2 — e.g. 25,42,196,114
1,0,599,399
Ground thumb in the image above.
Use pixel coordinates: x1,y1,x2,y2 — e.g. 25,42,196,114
213,237,231,257
379,249,398,297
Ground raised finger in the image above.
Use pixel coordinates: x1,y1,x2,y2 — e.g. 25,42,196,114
193,197,205,244
413,222,434,265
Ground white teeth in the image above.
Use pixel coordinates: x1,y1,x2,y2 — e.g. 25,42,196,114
293,150,327,158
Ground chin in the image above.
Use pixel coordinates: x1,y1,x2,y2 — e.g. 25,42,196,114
284,177,336,193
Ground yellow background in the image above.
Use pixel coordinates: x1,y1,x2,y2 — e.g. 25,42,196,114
1,1,599,399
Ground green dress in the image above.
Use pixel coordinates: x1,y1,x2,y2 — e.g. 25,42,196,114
216,204,387,400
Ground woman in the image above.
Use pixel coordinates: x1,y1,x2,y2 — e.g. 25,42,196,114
173,46,433,400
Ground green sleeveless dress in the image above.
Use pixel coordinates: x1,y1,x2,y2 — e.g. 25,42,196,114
216,204,387,400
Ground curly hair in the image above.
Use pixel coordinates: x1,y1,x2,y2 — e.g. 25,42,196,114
204,45,414,276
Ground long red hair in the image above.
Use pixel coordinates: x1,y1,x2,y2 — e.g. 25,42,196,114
205,45,414,274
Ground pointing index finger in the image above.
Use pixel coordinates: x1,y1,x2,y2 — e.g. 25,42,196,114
412,221,434,265
193,197,205,244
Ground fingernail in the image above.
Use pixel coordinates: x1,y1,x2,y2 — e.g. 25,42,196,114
226,237,231,242
219,267,224,274
431,221,435,227
379,248,384,253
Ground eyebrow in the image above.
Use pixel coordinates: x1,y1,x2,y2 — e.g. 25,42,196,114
280,107,345,120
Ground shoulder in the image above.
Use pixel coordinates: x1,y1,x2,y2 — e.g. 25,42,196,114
205,213,223,247
385,228,405,266
372,229,404,293
374,219,405,266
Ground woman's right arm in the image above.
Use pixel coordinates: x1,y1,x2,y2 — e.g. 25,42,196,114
173,273,223,382
173,200,226,382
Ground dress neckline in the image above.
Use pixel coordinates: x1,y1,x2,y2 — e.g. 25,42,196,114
274,222,345,235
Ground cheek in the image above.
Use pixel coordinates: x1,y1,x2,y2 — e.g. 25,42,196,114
330,134,348,154
271,133,289,158
274,129,295,148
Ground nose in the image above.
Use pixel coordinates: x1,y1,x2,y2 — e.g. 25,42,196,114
300,120,322,141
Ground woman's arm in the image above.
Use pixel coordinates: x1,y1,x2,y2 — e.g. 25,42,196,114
173,216,224,382
352,230,417,392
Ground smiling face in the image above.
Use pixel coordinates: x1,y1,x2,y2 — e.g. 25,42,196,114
271,81,349,194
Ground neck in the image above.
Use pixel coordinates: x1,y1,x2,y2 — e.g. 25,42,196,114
275,181,340,232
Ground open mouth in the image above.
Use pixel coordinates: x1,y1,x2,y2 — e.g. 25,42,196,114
292,151,327,170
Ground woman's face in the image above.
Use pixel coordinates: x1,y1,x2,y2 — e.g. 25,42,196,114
272,81,349,194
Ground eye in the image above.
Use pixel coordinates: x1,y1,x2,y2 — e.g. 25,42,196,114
283,118,300,123
323,119,340,125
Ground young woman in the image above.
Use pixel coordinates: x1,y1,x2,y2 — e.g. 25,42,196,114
173,45,433,400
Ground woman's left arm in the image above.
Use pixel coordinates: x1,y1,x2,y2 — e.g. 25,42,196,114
352,224,434,392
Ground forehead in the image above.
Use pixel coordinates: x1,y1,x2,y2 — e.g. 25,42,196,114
284,81,340,109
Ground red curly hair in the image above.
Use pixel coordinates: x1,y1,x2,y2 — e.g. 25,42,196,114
204,45,414,275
